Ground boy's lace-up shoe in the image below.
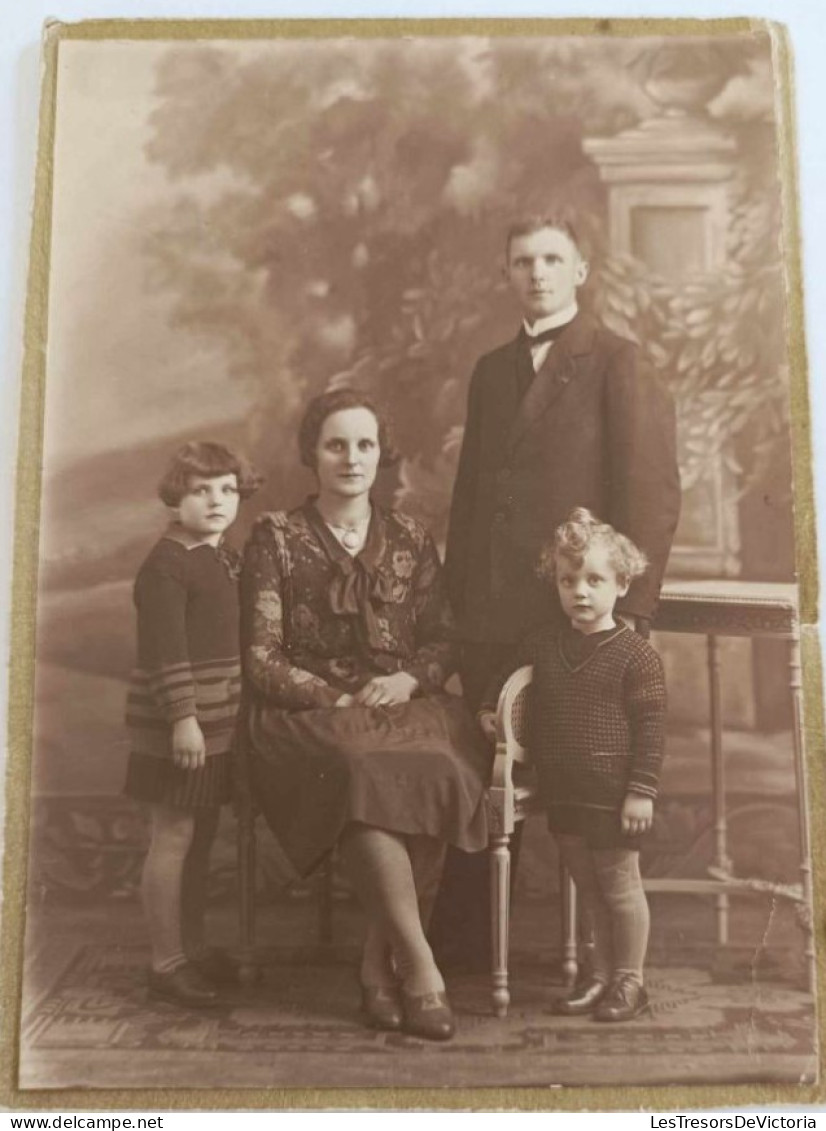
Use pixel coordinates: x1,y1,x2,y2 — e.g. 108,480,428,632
147,962,220,1007
593,975,650,1022
551,977,608,1016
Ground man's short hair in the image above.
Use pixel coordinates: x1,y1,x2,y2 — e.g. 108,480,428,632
505,214,582,261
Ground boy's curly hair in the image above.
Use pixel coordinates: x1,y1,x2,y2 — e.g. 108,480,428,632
537,507,648,587
158,441,264,507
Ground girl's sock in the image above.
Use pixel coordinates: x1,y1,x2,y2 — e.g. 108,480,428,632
141,804,195,973
181,807,220,960
152,952,188,976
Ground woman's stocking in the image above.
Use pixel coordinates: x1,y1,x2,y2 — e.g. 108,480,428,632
406,834,446,931
339,823,444,996
359,923,395,989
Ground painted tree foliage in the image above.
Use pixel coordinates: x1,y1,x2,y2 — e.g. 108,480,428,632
144,32,784,545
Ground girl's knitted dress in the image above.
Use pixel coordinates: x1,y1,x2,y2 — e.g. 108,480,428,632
124,529,241,808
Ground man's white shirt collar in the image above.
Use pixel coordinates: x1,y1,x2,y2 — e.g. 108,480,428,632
523,301,578,340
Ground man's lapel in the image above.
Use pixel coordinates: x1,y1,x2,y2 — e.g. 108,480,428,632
493,336,526,432
505,311,598,455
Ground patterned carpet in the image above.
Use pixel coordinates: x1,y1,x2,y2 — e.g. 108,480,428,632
21,943,818,1090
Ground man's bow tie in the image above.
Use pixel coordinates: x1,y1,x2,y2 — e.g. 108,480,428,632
525,323,569,347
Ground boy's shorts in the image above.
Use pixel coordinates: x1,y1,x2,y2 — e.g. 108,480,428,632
547,803,646,850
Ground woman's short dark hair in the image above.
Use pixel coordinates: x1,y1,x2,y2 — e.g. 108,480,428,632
298,387,399,470
158,441,264,506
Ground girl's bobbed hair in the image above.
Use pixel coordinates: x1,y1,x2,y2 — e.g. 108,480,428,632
538,506,648,586
158,441,264,507
298,387,400,470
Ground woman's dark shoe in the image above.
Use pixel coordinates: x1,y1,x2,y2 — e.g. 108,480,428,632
147,963,220,1008
191,947,240,986
593,975,650,1022
552,978,608,1016
360,984,404,1031
401,989,456,1041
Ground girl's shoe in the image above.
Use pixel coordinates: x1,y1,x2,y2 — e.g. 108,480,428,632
360,984,404,1031
593,975,649,1022
552,977,608,1016
400,989,455,1041
147,962,220,1008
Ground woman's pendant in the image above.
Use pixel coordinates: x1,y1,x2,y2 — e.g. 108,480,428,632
341,529,362,551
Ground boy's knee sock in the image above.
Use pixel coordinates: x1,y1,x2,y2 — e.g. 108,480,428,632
580,904,614,984
557,835,613,983
594,849,650,983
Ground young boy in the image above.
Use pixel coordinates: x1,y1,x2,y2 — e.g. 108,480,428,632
478,508,666,1020
429,215,681,967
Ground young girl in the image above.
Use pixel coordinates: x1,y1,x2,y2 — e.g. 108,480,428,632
125,441,262,1007
479,507,667,1021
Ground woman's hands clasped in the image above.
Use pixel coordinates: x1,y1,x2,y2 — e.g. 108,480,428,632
335,671,419,709
357,671,419,707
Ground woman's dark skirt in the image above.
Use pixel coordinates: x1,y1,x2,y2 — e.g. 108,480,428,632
246,694,490,877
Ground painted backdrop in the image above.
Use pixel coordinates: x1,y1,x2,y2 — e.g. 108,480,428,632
32,29,798,902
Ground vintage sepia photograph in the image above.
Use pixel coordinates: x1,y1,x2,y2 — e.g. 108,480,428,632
4,17,821,1101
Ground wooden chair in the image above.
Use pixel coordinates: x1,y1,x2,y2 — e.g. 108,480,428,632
488,665,579,1017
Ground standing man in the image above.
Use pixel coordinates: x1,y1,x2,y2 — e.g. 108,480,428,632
429,215,681,968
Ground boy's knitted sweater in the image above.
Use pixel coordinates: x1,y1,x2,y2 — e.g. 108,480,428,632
125,531,242,759
485,623,666,812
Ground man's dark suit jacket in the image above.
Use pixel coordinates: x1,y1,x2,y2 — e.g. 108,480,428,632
445,310,682,644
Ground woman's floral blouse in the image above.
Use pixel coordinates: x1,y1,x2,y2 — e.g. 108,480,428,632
240,501,457,711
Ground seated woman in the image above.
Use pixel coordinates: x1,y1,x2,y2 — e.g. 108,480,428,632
240,387,489,1041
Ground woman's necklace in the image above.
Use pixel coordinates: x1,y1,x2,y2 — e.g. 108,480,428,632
323,510,371,553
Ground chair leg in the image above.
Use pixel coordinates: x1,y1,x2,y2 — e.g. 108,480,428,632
560,862,578,988
490,832,511,1018
237,801,258,985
